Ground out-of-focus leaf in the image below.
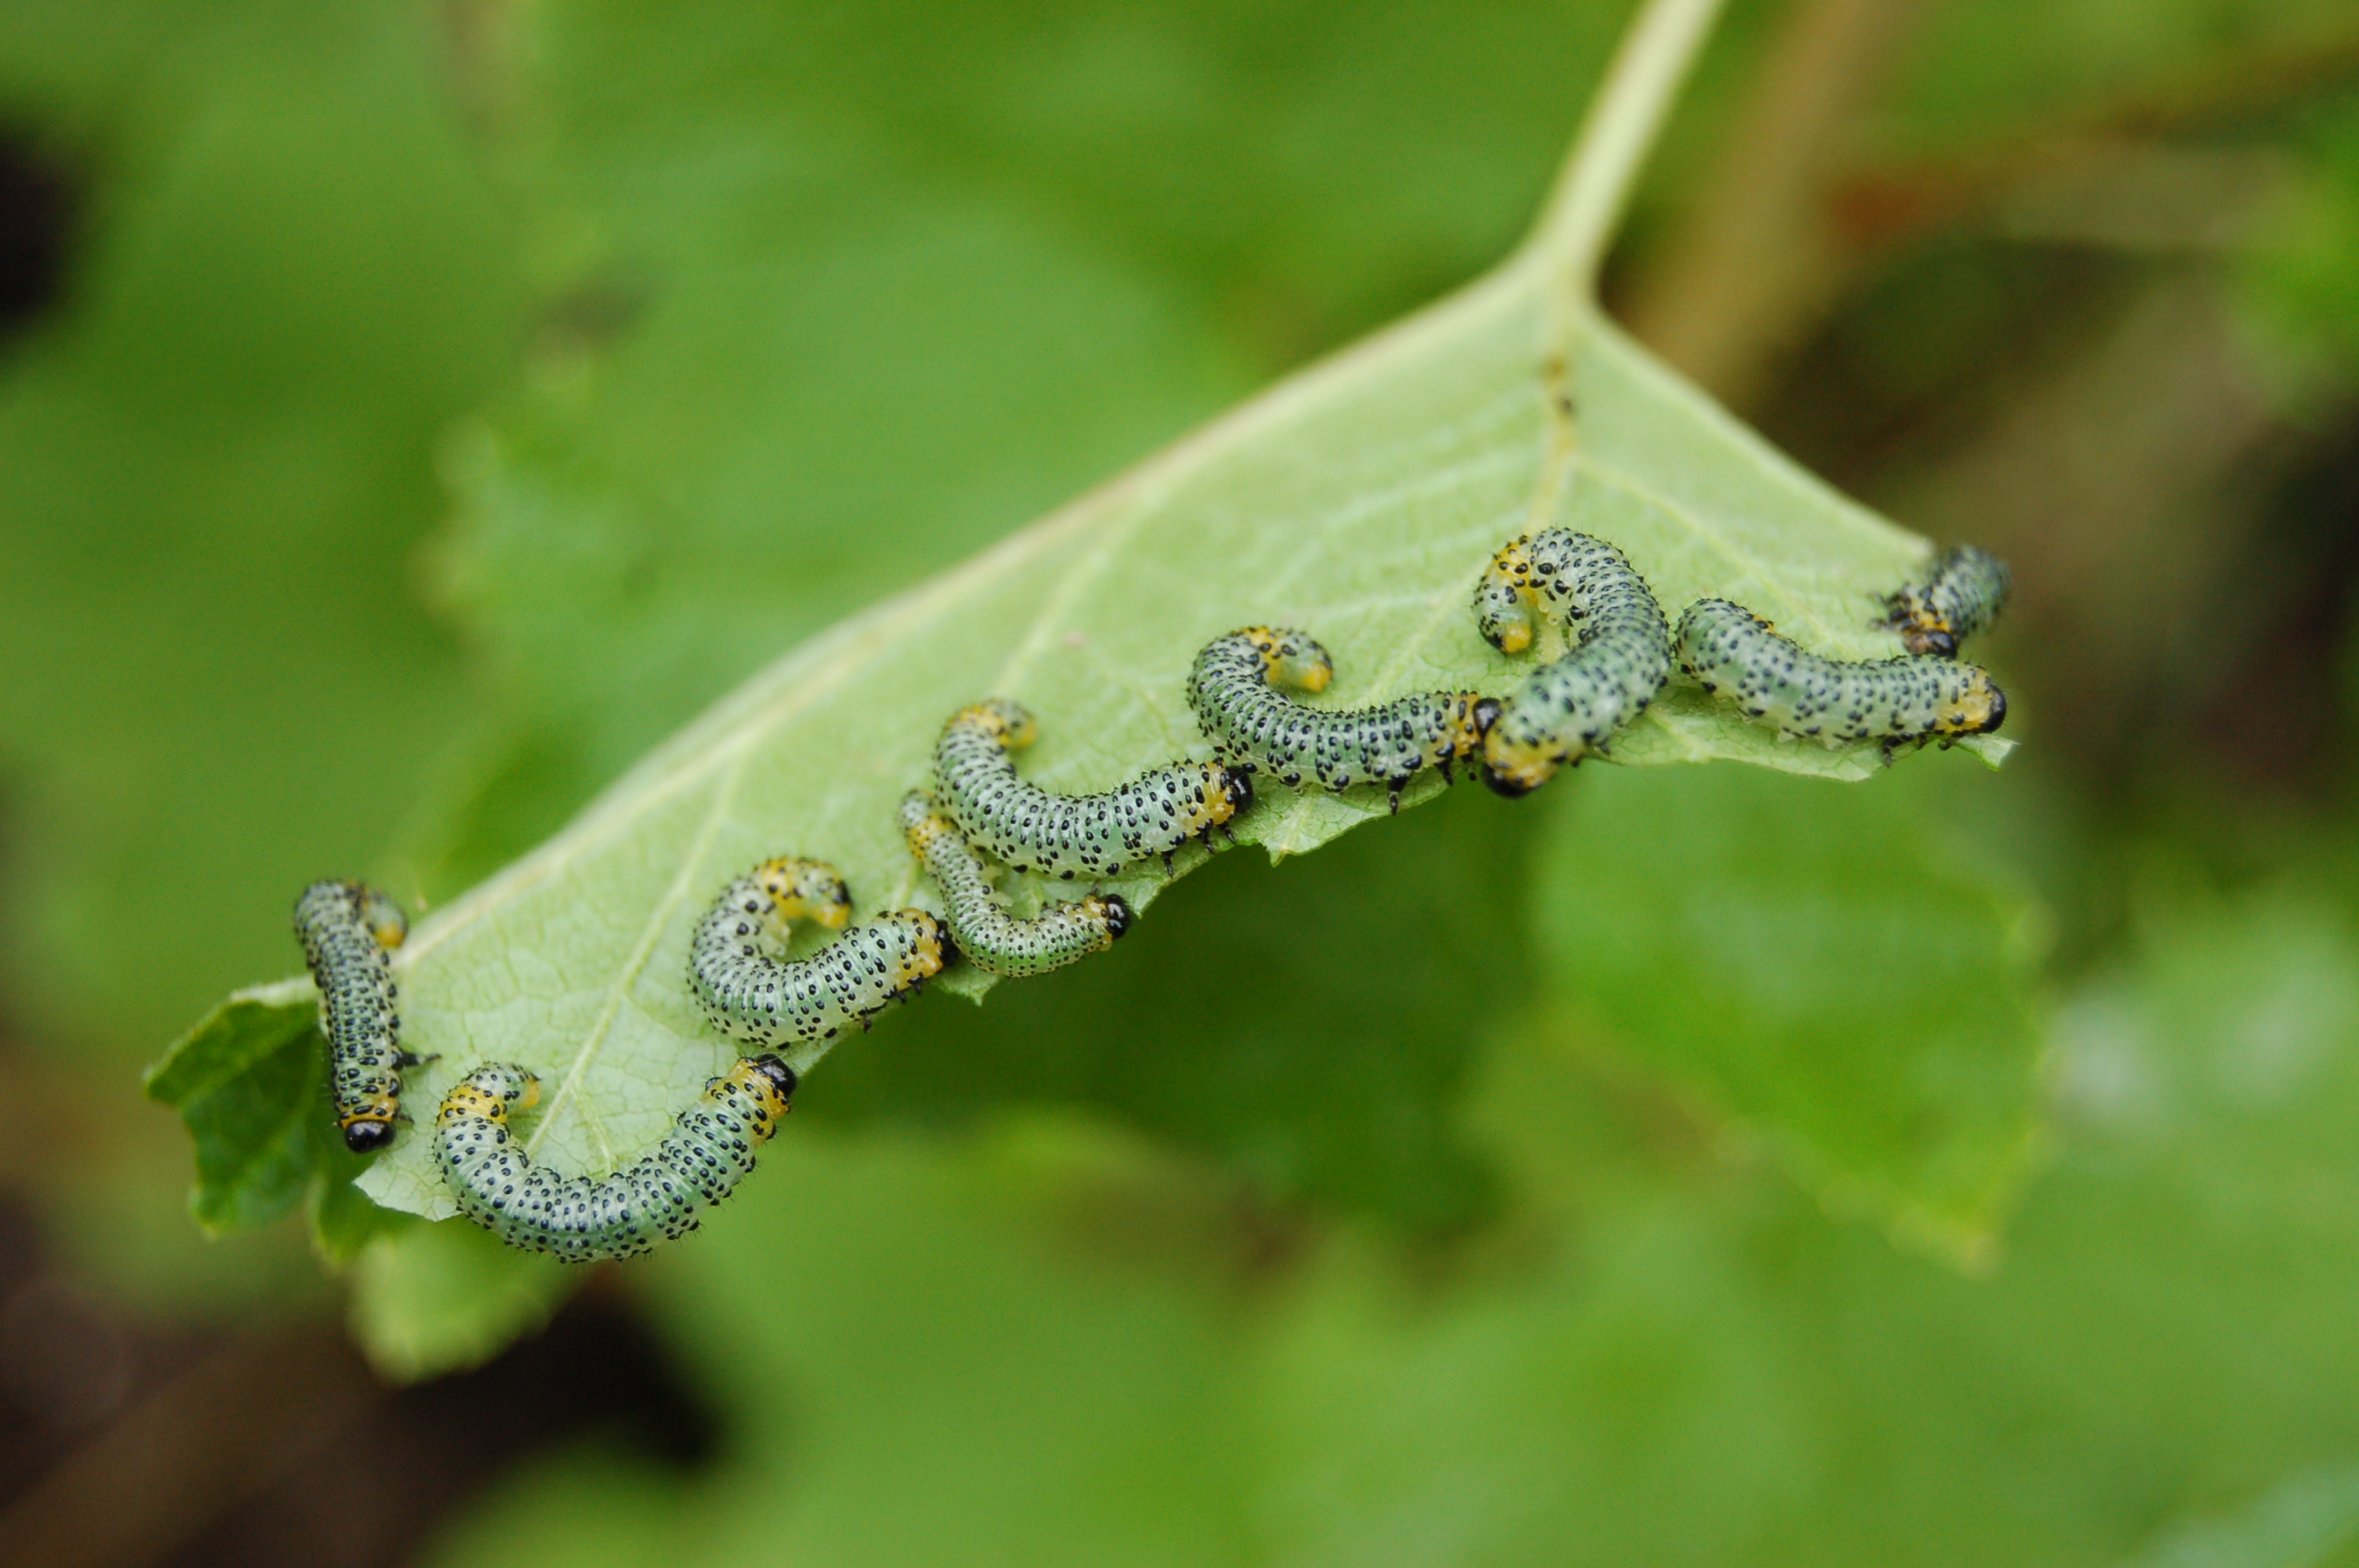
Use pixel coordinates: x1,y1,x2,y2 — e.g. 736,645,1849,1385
417,877,2359,1563
1523,760,2047,1247
0,0,515,1065
815,776,1529,1228
350,284,2005,1228
2238,96,2359,397
1875,0,2359,158
346,1214,572,1381
2116,1462,2359,1568
418,1445,690,1568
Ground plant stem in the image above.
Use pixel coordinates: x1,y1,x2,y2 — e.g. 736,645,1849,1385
1525,0,1728,296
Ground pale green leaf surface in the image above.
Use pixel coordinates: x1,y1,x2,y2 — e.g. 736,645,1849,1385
352,269,2004,1220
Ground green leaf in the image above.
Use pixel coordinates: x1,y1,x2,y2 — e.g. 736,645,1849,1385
346,1215,573,1381
144,985,328,1234
358,288,2015,1222
1523,760,2046,1249
2117,1463,2359,1568
168,0,2026,1274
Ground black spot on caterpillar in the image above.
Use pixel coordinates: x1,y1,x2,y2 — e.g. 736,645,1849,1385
1676,597,2007,756
434,1056,795,1261
1881,544,2009,658
1471,530,1673,796
687,858,950,1048
898,789,1130,977
1183,626,1499,811
933,698,1250,879
293,880,423,1153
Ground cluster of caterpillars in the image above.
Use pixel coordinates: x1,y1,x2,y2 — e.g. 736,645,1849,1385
297,537,2008,1260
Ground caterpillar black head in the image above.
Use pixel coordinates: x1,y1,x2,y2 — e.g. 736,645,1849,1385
1219,767,1255,817
1100,894,1133,941
342,1117,397,1154
746,1054,799,1104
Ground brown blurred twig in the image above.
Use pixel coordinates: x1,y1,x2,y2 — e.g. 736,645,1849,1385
0,1324,383,1568
1622,0,1932,407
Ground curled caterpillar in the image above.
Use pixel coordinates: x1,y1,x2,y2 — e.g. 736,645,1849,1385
1471,530,1673,796
934,698,1251,879
1676,597,2007,753
899,790,1130,977
1183,627,1499,810
435,1056,795,1261
1881,544,2009,658
293,880,423,1153
688,858,950,1049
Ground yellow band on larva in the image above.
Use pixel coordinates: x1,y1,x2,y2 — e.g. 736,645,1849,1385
1881,544,2010,659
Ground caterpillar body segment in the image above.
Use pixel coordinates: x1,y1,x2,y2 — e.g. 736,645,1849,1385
934,698,1250,879
688,858,948,1049
1183,627,1499,811
1472,531,1674,796
898,789,1130,978
1881,544,2010,658
1676,597,2007,755
434,1056,795,1261
293,879,421,1153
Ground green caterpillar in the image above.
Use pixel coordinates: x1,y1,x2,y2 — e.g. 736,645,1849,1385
933,698,1250,879
688,857,950,1047
434,1057,794,1261
1881,544,2010,658
1676,597,2007,754
899,789,1130,977
1471,530,1672,796
1183,626,1498,811
293,880,422,1152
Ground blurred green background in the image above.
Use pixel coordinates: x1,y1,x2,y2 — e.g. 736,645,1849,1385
5,0,2359,1563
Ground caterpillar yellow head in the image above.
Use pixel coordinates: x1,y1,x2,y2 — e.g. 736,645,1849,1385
1239,627,1332,693
1472,535,1539,655
955,699,1039,750
732,1054,799,1127
1934,673,2007,736
753,857,852,931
